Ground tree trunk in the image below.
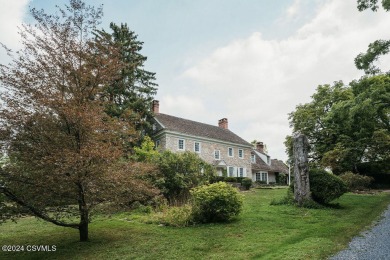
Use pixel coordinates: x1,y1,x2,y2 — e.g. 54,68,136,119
293,134,311,206
78,182,89,242
79,220,89,242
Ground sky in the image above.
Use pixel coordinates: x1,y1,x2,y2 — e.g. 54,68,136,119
1,0,390,161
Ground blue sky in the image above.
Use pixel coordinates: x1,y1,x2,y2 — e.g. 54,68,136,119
1,0,389,160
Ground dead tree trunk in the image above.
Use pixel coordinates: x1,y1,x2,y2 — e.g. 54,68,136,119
293,134,311,206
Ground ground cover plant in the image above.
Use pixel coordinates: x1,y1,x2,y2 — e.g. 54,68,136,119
1,188,389,260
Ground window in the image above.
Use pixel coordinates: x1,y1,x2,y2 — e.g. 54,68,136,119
228,166,234,177
238,149,243,158
256,172,268,182
214,150,220,160
228,147,233,157
239,167,244,177
194,142,201,153
155,140,160,148
251,154,256,163
178,139,185,150
262,172,268,182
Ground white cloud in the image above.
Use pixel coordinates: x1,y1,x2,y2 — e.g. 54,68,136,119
176,0,390,161
0,0,30,62
286,0,303,18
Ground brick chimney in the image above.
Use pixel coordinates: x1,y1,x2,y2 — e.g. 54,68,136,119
218,118,228,129
256,142,264,153
152,100,159,114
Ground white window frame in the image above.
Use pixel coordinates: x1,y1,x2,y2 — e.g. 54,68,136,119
214,150,220,160
261,172,268,183
228,166,234,177
238,149,244,159
228,147,234,157
251,154,256,163
194,142,201,153
178,139,185,150
256,172,268,183
239,167,244,177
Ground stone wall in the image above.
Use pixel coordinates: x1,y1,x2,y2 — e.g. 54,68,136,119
156,133,252,177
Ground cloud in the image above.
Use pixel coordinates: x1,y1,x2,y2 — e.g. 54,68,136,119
176,0,390,160
286,0,303,18
0,0,30,62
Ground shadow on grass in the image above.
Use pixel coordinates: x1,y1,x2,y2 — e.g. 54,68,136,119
1,220,147,260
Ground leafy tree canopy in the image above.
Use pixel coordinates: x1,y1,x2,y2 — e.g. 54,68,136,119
355,0,390,74
96,23,157,144
287,75,390,174
0,0,158,241
134,137,216,203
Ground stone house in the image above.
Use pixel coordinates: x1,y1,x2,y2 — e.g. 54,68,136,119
151,100,288,182
151,100,252,178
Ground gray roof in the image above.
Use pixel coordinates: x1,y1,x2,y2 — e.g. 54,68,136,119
251,150,288,173
251,151,272,171
154,113,251,147
271,159,289,174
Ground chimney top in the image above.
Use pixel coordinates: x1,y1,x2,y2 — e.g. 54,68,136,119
256,142,264,153
152,100,159,114
218,118,228,129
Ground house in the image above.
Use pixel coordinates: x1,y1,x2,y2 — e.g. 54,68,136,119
151,100,252,178
251,142,289,184
151,100,288,183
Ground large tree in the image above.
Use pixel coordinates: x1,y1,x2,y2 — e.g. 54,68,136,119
287,75,390,174
97,23,158,145
0,0,157,241
355,0,390,74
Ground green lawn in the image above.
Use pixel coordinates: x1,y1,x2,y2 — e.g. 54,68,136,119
1,188,390,260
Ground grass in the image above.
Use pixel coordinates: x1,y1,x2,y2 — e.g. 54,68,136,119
1,188,390,260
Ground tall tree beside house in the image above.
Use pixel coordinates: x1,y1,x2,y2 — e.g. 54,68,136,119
355,0,390,74
287,75,390,174
96,22,157,146
0,0,158,241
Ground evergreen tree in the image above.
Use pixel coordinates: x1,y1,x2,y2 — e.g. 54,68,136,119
97,23,158,144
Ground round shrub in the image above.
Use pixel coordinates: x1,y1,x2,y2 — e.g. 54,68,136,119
339,171,374,191
241,178,252,190
190,182,243,223
309,168,347,204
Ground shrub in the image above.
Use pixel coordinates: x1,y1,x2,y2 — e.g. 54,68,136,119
224,177,238,182
211,176,226,183
241,178,252,190
309,168,347,204
339,172,374,191
148,205,194,227
191,182,243,223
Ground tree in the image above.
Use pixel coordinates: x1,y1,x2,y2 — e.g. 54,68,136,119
0,0,158,241
287,82,353,167
287,75,390,174
134,137,216,203
355,0,390,74
97,23,157,144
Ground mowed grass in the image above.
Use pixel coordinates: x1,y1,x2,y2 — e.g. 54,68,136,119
1,188,390,260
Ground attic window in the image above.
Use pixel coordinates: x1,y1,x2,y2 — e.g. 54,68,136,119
251,154,256,163
238,149,243,158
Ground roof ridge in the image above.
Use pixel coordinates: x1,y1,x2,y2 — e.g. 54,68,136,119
154,113,251,146
158,113,231,131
